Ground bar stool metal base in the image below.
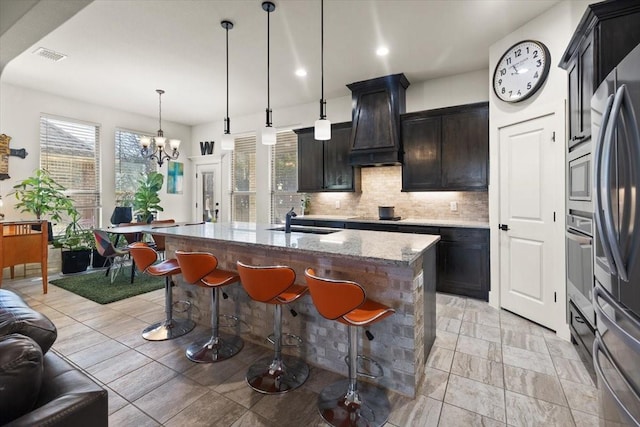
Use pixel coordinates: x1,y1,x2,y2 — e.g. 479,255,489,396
246,355,309,394
142,318,195,341
186,332,243,363
317,379,391,427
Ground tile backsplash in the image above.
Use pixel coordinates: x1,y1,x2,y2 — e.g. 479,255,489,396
308,165,488,221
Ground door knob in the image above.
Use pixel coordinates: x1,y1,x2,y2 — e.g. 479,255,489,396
499,224,510,231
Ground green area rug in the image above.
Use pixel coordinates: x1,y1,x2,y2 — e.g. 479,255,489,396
50,269,164,304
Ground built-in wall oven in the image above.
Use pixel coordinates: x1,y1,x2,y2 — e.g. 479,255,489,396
568,139,592,216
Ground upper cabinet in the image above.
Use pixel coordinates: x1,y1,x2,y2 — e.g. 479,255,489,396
347,74,410,166
401,102,489,191
295,122,360,192
559,0,640,151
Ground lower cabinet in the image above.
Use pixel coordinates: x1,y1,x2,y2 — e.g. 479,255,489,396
291,218,490,300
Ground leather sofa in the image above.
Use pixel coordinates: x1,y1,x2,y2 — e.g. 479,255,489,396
0,289,108,426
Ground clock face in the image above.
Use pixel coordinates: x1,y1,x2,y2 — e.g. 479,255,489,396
493,40,550,103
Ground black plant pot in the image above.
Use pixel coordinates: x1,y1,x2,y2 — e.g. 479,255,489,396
61,249,91,274
31,221,54,242
91,249,112,268
111,206,133,225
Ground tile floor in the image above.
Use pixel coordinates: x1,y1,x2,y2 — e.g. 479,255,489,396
4,274,600,426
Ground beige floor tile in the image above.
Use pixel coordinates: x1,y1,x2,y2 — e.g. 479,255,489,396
213,367,266,409
502,345,556,376
108,360,178,401
552,356,596,387
436,294,467,308
436,316,462,334
443,374,505,422
250,387,323,426
560,379,599,415
455,334,502,362
450,351,503,388
164,390,247,427
301,366,345,394
133,375,209,424
438,305,465,320
459,321,501,343
503,365,567,406
53,328,109,356
229,411,278,427
182,352,247,387
462,309,500,327
501,330,548,354
438,403,505,427
545,337,583,361
105,386,128,415
109,404,161,427
434,329,459,351
417,367,449,400
388,394,441,427
66,338,129,369
87,348,153,384
571,409,600,427
426,346,454,372
505,391,575,427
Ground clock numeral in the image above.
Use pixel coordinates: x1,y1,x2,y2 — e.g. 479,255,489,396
498,79,502,86
527,82,532,90
501,87,506,94
508,91,513,97
515,48,522,57
534,71,539,79
533,50,538,58
506,57,512,65
517,90,522,96
526,46,530,54
537,59,542,67
500,68,506,76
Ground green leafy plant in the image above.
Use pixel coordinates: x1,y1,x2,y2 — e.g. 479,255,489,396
133,171,164,223
55,210,93,251
10,169,76,221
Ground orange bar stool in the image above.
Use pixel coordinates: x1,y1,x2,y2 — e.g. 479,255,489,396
175,250,243,363
304,268,395,427
127,242,195,341
236,261,309,394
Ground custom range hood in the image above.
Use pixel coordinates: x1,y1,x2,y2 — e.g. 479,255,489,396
347,73,410,166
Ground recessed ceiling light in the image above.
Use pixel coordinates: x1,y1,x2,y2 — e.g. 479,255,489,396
295,68,307,77
376,46,389,56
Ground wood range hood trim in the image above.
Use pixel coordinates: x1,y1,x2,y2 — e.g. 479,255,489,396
347,73,410,166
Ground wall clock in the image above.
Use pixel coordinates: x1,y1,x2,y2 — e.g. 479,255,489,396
493,40,550,103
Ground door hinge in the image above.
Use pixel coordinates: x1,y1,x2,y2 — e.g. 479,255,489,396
554,291,557,303
195,173,198,179
551,131,556,142
553,212,556,222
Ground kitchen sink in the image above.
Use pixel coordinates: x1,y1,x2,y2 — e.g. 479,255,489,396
268,226,338,235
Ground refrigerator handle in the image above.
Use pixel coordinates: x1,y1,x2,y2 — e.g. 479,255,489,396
619,84,640,282
593,336,640,427
594,94,617,275
594,285,640,353
602,86,628,281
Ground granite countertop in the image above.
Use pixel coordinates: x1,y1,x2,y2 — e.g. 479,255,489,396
296,215,489,229
132,222,440,266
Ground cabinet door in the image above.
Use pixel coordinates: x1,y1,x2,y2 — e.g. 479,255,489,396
578,36,593,142
401,115,441,190
441,106,489,189
297,131,324,192
324,124,353,190
567,58,581,147
437,240,489,301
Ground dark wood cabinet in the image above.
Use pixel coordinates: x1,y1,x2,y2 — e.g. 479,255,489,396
401,102,488,191
347,74,409,166
295,122,359,192
560,0,640,151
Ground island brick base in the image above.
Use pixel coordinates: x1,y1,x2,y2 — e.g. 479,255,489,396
166,236,436,397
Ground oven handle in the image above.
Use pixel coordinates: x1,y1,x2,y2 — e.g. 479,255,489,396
593,335,640,427
594,285,640,354
566,228,592,247
594,94,617,276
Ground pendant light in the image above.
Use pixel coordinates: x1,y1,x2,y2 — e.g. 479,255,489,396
220,20,234,151
314,0,331,140
262,1,277,146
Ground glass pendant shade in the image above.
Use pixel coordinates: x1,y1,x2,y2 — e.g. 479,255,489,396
155,136,166,148
314,118,331,140
140,136,151,148
169,139,181,151
221,132,234,150
262,125,277,145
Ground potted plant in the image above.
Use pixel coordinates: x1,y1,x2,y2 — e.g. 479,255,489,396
10,168,76,241
133,171,164,223
55,210,93,274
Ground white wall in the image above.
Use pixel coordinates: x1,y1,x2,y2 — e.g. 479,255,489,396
192,68,489,223
0,82,193,224
487,0,594,332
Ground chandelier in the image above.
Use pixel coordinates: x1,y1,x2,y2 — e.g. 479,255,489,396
140,89,180,167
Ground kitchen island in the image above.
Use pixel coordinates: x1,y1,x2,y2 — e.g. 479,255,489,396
145,221,439,397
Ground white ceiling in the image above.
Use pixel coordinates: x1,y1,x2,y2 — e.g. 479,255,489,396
1,0,560,126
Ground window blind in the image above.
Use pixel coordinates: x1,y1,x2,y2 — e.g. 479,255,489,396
271,130,298,224
40,116,100,233
231,135,256,222
115,129,156,204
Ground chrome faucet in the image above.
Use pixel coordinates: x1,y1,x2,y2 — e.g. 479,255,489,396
285,208,297,233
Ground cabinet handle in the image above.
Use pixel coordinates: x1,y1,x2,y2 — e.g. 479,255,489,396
572,135,586,141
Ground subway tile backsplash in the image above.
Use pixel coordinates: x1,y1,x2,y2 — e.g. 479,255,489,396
308,165,488,222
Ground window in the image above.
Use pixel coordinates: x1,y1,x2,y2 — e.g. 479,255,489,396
115,129,156,204
231,135,256,222
271,131,298,224
40,116,100,234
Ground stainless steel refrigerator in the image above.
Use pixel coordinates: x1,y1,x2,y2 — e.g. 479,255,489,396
592,42,640,426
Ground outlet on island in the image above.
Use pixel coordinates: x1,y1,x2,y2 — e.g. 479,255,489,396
335,200,341,209
450,201,458,212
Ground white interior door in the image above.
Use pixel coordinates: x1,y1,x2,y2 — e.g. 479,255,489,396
195,163,221,223
499,112,561,330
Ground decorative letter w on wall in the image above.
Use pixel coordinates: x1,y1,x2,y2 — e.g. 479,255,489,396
199,141,214,155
